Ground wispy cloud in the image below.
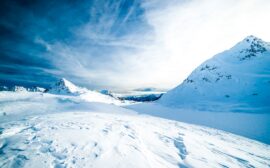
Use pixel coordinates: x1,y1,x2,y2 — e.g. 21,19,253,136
1,0,270,90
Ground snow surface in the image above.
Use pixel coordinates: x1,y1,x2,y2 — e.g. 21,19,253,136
1,91,270,168
128,103,270,144
159,36,270,112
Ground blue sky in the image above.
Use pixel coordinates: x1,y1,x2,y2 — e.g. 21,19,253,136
1,0,270,91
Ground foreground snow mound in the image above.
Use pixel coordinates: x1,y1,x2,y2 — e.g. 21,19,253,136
159,36,270,112
0,91,270,168
1,112,269,168
47,78,123,105
0,91,131,122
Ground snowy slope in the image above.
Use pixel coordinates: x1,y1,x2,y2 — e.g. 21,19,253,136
0,92,270,168
47,78,124,105
159,35,270,112
0,91,130,123
128,102,270,144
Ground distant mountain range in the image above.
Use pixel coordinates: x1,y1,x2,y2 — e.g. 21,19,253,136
0,85,45,92
0,78,164,103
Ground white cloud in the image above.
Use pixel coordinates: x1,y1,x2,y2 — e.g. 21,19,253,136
47,0,270,91
130,0,270,89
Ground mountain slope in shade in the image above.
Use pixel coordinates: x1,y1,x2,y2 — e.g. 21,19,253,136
159,35,270,112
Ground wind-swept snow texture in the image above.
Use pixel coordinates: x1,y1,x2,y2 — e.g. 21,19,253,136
128,103,270,144
1,92,270,168
159,36,270,112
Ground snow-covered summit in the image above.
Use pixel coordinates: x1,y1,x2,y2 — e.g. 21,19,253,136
47,78,88,95
47,78,124,105
159,36,270,112
242,35,265,44
230,35,269,61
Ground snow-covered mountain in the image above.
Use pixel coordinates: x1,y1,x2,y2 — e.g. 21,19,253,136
47,78,124,105
159,35,270,112
46,78,88,95
0,86,46,92
1,91,269,168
